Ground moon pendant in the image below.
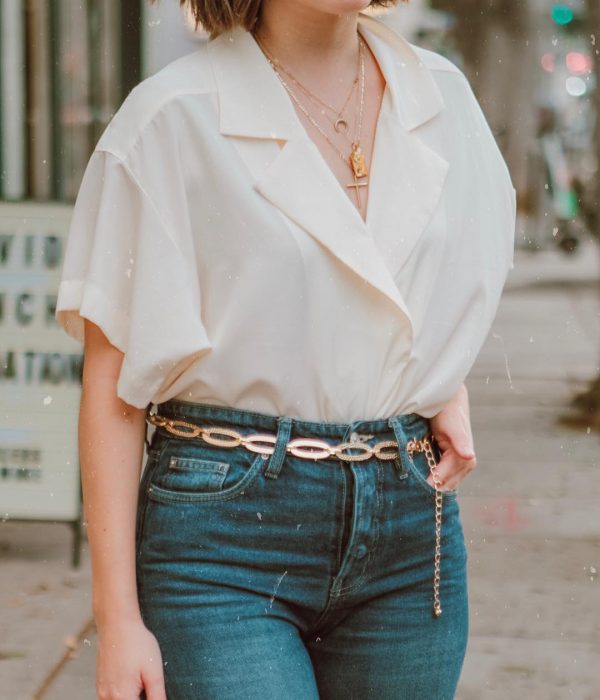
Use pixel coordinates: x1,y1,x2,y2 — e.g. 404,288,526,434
334,118,348,133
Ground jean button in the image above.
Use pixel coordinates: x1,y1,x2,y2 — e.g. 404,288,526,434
355,544,368,559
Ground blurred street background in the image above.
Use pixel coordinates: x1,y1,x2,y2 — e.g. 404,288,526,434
1,1,599,698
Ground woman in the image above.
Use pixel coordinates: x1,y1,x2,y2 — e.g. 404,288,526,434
55,0,516,698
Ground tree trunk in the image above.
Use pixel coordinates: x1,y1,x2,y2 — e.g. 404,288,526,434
429,0,536,213
587,0,600,218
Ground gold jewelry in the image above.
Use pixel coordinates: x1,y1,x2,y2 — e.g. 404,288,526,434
258,46,359,135
147,410,446,620
254,31,370,208
350,141,368,178
255,34,368,157
407,435,445,618
147,412,401,462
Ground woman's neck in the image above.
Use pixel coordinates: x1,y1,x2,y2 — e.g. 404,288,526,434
253,1,364,82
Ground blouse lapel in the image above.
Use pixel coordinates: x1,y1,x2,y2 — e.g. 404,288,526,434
357,17,450,280
206,13,449,340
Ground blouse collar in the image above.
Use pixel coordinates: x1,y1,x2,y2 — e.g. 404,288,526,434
207,12,445,140
205,13,451,350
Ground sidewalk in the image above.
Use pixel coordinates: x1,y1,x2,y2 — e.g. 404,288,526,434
456,237,600,700
1,239,599,700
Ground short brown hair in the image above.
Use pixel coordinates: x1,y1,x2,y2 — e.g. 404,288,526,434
156,1,404,40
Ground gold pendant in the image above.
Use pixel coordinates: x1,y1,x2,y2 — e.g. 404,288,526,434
346,175,368,208
349,142,368,179
334,117,348,133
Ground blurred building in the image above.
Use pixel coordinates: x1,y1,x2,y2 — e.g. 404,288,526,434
0,0,451,207
0,0,206,529
0,1,203,205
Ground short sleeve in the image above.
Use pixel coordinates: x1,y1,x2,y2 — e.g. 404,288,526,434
55,149,212,408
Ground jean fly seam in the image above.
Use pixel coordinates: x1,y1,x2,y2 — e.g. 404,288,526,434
334,462,348,574
303,464,349,637
330,573,370,597
329,454,371,598
370,458,385,570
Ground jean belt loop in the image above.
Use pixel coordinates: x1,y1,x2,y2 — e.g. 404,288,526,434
386,415,408,480
263,416,293,480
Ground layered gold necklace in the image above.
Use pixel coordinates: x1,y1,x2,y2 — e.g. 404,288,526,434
253,30,370,209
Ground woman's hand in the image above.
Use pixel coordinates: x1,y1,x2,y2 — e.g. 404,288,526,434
427,383,477,492
96,617,166,700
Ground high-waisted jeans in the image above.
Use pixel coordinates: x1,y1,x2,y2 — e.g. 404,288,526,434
136,399,469,699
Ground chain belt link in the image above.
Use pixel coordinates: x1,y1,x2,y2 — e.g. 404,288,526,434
147,412,402,462
406,436,445,618
146,412,445,618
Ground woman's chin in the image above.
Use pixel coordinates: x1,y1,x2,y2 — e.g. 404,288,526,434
298,0,374,17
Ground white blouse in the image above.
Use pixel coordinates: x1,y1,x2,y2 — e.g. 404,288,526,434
54,12,516,423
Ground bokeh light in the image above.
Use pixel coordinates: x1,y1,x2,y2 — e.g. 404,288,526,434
541,52,556,72
551,4,574,25
565,75,587,96
566,51,592,74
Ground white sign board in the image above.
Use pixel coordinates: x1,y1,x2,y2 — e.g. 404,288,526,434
0,202,82,521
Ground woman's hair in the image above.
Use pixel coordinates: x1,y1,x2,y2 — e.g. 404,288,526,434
155,1,405,40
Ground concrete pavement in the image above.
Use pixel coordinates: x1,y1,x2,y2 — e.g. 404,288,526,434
456,236,600,700
1,237,599,699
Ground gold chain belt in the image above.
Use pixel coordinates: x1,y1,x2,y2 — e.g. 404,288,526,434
146,412,445,618
147,412,401,462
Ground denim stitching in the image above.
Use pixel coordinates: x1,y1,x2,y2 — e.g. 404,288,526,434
146,452,265,505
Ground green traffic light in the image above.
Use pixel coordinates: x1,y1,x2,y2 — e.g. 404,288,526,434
551,4,574,24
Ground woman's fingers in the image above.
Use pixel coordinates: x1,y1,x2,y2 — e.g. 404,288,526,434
430,383,476,462
428,384,477,490
140,638,167,700
435,411,474,461
95,621,167,700
143,668,167,700
425,448,477,491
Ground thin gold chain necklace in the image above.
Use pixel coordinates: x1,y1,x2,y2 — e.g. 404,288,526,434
254,32,370,209
254,31,366,152
259,42,360,136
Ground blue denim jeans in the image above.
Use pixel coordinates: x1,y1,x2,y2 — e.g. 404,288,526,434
136,399,469,699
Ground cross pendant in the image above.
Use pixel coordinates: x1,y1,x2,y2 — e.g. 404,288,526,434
346,175,368,208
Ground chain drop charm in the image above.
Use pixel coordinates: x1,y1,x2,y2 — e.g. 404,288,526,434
406,433,444,618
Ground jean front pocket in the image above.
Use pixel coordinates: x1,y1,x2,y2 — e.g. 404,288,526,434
160,455,230,493
147,438,266,505
405,436,458,501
